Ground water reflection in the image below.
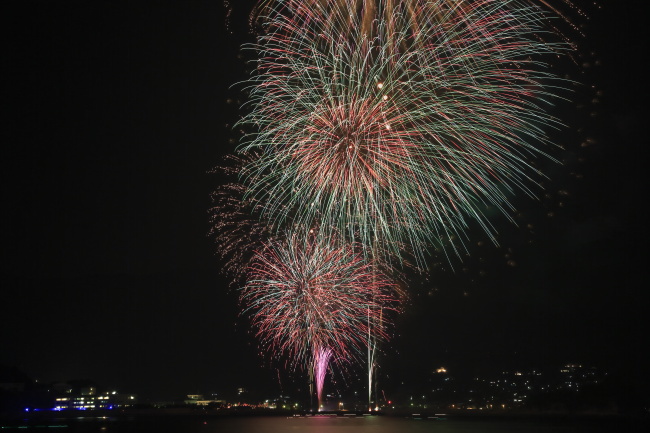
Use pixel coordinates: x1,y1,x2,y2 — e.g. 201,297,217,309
203,416,574,433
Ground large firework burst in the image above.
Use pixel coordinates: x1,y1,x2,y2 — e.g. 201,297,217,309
239,0,571,264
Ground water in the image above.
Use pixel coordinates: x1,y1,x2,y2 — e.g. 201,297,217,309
2,413,647,432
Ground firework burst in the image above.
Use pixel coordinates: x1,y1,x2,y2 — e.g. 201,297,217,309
239,0,571,264
240,232,401,371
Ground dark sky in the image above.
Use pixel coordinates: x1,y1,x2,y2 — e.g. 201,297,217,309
2,1,647,402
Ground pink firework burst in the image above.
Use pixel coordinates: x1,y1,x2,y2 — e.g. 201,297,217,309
241,232,402,381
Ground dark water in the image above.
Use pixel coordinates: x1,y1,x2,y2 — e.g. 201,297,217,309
2,414,648,432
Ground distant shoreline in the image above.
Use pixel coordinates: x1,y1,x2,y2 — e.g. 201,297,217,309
3,407,648,421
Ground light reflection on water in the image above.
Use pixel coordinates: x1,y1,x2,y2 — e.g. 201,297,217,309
199,416,573,433
5,414,643,432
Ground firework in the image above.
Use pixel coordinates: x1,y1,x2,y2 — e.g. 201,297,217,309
240,232,401,383
252,1,584,44
313,346,332,409
238,0,571,265
208,154,275,284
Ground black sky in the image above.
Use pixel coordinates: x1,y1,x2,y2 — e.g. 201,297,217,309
2,1,647,402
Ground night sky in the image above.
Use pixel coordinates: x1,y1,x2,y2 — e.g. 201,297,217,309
2,1,647,402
